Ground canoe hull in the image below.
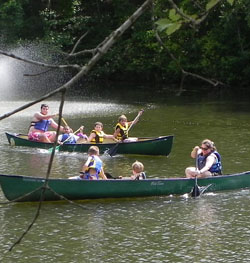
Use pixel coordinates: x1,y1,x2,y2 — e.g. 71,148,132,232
1,172,250,202
5,132,174,156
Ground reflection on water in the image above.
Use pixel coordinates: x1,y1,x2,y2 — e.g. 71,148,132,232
1,98,250,262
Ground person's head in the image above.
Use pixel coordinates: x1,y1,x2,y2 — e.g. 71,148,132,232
88,146,100,156
118,115,127,126
200,139,216,155
63,126,71,134
40,104,49,115
132,161,144,175
94,122,103,132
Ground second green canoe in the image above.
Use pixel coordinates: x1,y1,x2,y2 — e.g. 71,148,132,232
5,132,174,156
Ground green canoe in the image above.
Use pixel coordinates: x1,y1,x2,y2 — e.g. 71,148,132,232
0,171,250,202
5,132,174,156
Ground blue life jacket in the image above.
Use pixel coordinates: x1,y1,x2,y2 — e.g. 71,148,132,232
197,151,222,174
61,134,77,144
34,119,51,132
84,155,103,179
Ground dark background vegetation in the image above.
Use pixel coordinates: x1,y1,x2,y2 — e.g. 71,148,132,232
0,0,249,97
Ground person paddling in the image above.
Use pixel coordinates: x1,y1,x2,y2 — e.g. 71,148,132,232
185,139,222,178
28,104,64,143
69,146,107,180
113,111,143,142
57,125,87,145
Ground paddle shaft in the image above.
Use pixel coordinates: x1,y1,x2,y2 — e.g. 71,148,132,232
61,118,68,127
59,127,81,145
127,110,143,134
193,154,200,197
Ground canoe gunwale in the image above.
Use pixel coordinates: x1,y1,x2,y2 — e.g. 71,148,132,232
2,171,250,182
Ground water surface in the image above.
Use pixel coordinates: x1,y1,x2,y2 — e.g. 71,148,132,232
1,97,250,262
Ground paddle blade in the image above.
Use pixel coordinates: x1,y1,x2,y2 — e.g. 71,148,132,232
105,172,115,179
48,145,60,153
107,143,119,157
191,184,200,197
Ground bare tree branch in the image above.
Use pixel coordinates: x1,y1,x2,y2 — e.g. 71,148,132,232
168,0,223,28
155,31,225,96
0,50,81,71
70,31,89,55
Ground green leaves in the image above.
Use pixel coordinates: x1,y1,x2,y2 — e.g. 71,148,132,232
206,0,220,10
226,0,234,5
206,0,234,11
156,9,182,35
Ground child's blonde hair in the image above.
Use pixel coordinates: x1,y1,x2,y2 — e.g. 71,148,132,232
118,115,127,122
88,146,100,155
132,161,144,173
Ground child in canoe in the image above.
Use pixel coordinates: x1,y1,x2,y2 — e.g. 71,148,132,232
57,125,87,145
88,122,117,143
131,161,147,180
113,110,143,142
69,146,107,180
119,161,146,180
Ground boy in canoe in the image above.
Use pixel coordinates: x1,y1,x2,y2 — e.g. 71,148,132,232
113,111,143,142
57,125,87,145
131,161,147,180
119,161,146,180
88,122,117,143
28,104,64,143
69,146,107,180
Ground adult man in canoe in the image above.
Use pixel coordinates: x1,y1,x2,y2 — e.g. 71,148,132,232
185,139,222,178
28,104,64,143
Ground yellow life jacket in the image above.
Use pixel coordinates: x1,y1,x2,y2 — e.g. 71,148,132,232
115,122,129,140
90,130,104,143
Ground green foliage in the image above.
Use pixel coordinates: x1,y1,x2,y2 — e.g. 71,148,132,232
206,0,220,11
1,0,250,92
0,0,25,41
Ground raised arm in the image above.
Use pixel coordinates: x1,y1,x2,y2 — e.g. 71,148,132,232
191,146,200,158
50,118,64,132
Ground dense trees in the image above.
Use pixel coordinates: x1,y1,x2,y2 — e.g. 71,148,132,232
0,0,249,94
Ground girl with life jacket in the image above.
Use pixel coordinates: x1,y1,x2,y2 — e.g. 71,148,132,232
88,122,117,144
185,139,222,178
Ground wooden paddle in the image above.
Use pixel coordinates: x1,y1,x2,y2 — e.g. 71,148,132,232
107,109,144,157
105,172,117,179
191,154,201,197
48,127,81,153
191,154,212,197
61,117,68,127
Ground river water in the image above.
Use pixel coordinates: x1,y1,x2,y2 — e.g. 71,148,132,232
1,96,250,262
